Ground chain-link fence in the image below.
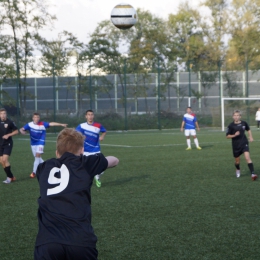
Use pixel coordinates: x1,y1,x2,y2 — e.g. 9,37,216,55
1,68,260,130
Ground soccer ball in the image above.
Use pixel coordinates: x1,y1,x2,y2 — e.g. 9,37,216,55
110,3,138,30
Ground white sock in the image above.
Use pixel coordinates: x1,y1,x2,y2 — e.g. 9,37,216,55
194,138,199,147
40,158,44,163
186,139,191,148
95,172,104,180
33,157,41,173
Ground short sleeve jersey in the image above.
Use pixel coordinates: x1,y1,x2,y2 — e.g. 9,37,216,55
22,121,50,145
0,118,18,145
183,113,197,130
76,122,106,153
226,121,249,150
35,152,108,248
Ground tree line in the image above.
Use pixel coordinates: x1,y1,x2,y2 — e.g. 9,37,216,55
0,0,260,114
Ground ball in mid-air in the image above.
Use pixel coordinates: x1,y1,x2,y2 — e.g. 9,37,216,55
111,3,137,30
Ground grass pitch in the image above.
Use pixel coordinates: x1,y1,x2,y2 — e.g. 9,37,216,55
1,128,260,260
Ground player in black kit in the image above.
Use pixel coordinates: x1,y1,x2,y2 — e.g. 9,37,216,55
34,128,119,260
0,108,19,184
226,110,257,180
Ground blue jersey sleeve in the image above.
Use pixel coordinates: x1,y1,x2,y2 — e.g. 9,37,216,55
100,125,106,133
75,125,83,133
23,123,30,131
43,122,50,128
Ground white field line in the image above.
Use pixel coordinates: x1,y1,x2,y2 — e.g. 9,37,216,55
17,138,234,148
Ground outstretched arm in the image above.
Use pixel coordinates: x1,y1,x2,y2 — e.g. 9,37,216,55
49,122,68,128
106,156,119,168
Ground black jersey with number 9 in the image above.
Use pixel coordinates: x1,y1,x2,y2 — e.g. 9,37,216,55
35,152,108,248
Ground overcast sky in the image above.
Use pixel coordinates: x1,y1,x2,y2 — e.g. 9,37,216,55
44,0,205,42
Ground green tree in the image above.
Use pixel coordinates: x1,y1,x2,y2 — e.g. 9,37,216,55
226,0,260,70
0,0,56,114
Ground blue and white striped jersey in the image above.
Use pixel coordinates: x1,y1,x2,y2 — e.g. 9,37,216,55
23,121,50,145
75,122,106,153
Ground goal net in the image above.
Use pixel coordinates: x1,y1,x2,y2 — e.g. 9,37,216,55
221,97,260,131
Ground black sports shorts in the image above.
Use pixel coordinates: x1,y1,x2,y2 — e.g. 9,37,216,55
0,142,13,156
233,144,249,158
34,243,98,260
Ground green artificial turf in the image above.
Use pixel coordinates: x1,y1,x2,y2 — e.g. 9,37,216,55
1,128,260,260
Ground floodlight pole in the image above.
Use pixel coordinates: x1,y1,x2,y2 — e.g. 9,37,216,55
246,60,250,122
52,58,56,133
157,57,161,130
15,57,20,127
218,60,222,107
89,58,92,110
188,60,192,107
246,60,250,99
124,58,128,131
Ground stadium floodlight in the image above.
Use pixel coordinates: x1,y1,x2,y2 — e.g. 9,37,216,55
221,97,260,131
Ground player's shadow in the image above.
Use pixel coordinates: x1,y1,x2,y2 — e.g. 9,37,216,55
104,174,150,187
199,145,214,149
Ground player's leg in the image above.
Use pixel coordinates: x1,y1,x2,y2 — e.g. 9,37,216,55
2,143,16,184
84,151,102,187
234,156,241,178
243,151,257,180
184,130,191,150
31,145,44,178
95,172,104,187
94,152,103,188
192,130,201,150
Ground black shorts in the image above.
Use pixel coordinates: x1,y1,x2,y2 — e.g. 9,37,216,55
233,144,249,158
0,142,13,156
34,243,98,260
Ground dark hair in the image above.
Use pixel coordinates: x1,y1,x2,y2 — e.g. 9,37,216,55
0,108,6,112
85,109,94,114
233,110,241,116
33,112,40,116
187,107,192,109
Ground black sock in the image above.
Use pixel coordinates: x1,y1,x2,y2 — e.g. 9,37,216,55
4,166,13,178
235,164,240,170
248,163,254,175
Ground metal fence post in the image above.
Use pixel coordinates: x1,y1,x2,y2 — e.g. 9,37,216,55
124,58,128,131
157,57,161,130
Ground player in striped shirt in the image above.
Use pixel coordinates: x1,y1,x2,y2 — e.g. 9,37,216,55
19,112,67,178
76,110,106,188
180,107,202,150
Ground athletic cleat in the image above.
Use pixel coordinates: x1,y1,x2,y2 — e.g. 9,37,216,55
3,178,11,184
236,170,240,178
186,147,192,150
197,146,202,150
251,174,258,181
11,177,16,182
95,178,101,188
30,172,36,178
